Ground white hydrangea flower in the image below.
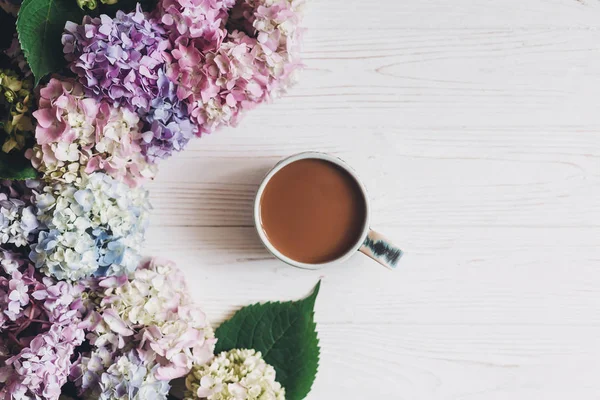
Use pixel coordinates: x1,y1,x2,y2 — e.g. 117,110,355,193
29,172,151,281
0,181,40,248
184,349,285,400
95,107,139,154
101,258,190,326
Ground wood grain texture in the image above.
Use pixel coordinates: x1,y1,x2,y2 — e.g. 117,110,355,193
146,0,600,398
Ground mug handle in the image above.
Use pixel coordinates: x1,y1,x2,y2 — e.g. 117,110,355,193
359,229,403,270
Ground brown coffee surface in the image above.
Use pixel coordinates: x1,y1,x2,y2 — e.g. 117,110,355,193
259,158,367,264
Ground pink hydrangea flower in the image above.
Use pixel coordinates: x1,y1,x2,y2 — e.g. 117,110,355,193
27,78,156,187
167,32,267,135
229,0,305,94
0,324,84,400
166,0,305,136
156,0,235,50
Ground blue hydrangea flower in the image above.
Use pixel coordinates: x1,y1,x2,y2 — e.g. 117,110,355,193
73,349,170,400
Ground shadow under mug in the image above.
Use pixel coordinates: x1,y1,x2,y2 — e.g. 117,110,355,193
254,152,403,270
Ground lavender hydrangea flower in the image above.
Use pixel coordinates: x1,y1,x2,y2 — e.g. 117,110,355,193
0,251,85,399
0,324,85,400
62,5,170,113
29,172,151,281
0,180,40,248
139,69,195,162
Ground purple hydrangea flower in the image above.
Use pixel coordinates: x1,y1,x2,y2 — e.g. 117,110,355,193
0,324,84,400
139,69,195,162
62,5,170,113
0,252,85,400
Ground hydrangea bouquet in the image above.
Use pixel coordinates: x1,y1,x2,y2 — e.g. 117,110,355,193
0,0,321,398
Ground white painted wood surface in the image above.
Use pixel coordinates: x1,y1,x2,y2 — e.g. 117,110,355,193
146,0,600,398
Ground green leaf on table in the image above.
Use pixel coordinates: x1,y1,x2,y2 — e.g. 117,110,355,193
0,150,37,180
215,281,321,400
17,0,83,85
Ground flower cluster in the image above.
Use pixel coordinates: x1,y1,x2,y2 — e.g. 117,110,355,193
166,0,304,136
167,32,265,135
29,172,150,281
27,78,155,186
0,180,39,248
63,0,305,140
1,324,85,399
156,0,234,50
184,349,285,400
229,0,305,85
63,5,170,113
247,0,305,93
139,69,196,162
61,6,201,162
0,181,40,247
72,258,215,398
0,67,34,154
72,349,171,400
0,249,85,399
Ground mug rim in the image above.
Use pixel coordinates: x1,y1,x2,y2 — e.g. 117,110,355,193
253,151,371,270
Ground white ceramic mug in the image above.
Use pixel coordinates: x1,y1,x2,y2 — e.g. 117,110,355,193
254,152,403,270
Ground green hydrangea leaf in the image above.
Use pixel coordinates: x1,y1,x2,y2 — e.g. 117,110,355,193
215,281,321,400
0,150,37,180
16,0,83,85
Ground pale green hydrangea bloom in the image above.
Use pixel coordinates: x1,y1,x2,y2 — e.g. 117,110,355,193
184,349,285,400
0,68,34,154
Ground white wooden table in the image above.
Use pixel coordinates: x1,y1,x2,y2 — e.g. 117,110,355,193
146,0,600,398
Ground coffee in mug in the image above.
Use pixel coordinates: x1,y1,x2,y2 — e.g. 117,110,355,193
254,152,403,270
259,158,367,264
